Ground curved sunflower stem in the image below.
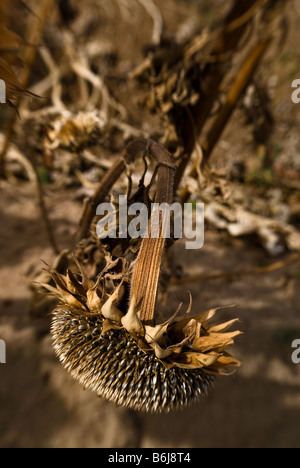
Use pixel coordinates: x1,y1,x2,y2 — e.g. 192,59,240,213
128,141,177,325
74,138,177,326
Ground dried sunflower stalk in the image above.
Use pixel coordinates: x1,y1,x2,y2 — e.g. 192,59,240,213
48,138,242,413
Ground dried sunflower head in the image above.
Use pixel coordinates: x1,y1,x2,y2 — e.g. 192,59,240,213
49,259,241,413
47,139,242,413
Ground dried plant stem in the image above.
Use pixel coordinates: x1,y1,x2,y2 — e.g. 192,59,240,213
0,0,58,251
226,0,266,32
0,120,15,178
0,0,55,177
75,156,126,245
136,0,163,45
171,253,300,285
75,139,176,243
33,167,60,255
22,0,56,87
176,0,292,191
174,0,259,190
129,142,176,324
189,35,271,176
75,138,177,325
23,0,59,254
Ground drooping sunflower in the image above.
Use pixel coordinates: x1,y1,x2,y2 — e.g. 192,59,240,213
46,139,242,413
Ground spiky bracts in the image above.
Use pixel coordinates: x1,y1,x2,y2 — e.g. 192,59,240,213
48,262,242,413
51,307,213,413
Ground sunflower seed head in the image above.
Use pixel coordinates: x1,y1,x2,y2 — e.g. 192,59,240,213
49,260,241,413
51,306,214,413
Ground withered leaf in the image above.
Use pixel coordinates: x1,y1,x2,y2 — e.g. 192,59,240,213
191,330,243,353
66,269,87,297
172,351,220,369
204,353,242,375
168,307,219,339
101,318,122,335
207,318,241,334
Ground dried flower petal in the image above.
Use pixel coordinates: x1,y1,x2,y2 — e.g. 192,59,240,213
121,296,144,334
191,330,243,353
86,288,103,315
101,318,122,335
172,351,220,369
207,318,240,334
101,285,123,322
